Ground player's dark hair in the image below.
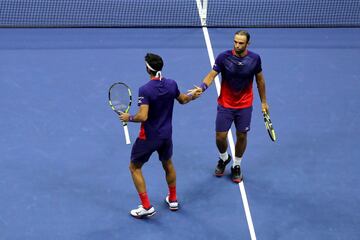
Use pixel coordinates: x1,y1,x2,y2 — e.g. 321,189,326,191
145,53,164,75
235,30,250,43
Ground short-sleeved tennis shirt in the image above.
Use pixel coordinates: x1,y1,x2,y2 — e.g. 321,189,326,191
213,50,262,109
137,77,180,140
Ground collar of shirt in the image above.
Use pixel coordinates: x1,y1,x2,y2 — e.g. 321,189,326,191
232,49,248,58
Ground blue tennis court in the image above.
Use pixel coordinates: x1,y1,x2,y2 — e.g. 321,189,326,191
1,1,360,240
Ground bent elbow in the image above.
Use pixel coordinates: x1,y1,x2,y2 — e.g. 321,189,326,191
139,115,148,122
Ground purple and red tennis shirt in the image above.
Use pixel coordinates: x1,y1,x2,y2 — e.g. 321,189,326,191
136,76,180,140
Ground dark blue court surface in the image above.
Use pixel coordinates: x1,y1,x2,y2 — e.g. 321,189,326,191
1,28,359,240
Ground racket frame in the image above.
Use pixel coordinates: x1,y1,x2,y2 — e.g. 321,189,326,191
263,112,276,142
108,82,132,144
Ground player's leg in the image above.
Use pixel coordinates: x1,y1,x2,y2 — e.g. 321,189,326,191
158,139,179,211
214,105,233,176
235,131,247,159
129,161,147,196
161,159,179,211
232,106,252,183
162,159,176,188
230,131,247,182
129,138,156,218
216,131,228,154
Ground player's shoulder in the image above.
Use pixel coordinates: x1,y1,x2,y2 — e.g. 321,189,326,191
162,77,175,82
247,50,261,59
139,82,149,90
163,77,178,86
139,81,152,93
217,50,233,58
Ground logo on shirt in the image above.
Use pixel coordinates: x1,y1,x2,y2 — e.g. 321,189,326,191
138,96,144,104
237,61,244,66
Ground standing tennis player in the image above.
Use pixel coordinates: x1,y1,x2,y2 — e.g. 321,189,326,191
119,53,200,218
194,30,269,183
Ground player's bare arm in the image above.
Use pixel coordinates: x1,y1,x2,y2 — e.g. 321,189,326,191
255,71,269,113
120,104,149,122
202,69,219,88
189,69,219,94
176,91,201,104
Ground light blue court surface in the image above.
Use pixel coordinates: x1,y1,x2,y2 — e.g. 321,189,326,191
1,28,360,240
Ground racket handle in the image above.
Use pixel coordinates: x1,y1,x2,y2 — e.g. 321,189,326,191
123,124,131,144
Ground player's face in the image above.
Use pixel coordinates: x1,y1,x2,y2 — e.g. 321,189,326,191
233,35,249,55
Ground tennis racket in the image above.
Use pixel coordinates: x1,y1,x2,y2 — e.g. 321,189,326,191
263,111,276,142
108,82,132,144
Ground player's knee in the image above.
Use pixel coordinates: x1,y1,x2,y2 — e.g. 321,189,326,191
216,133,227,142
236,132,247,142
162,159,173,171
129,162,141,174
129,163,135,173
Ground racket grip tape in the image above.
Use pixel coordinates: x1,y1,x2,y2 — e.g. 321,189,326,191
123,125,131,144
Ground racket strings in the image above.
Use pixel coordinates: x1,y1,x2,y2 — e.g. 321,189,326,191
263,112,276,141
109,83,131,113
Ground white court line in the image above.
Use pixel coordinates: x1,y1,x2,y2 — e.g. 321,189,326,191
196,1,257,239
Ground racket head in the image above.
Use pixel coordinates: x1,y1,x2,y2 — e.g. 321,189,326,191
108,82,132,115
263,112,277,142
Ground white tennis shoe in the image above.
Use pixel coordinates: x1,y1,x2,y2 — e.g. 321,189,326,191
130,205,156,219
165,196,179,211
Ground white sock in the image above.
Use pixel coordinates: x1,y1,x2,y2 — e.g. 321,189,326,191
232,157,242,167
219,152,228,162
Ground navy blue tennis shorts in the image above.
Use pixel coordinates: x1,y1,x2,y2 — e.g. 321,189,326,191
131,138,173,163
216,105,253,132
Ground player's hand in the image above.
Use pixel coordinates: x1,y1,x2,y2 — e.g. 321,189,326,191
261,102,269,114
187,85,202,99
119,112,130,122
